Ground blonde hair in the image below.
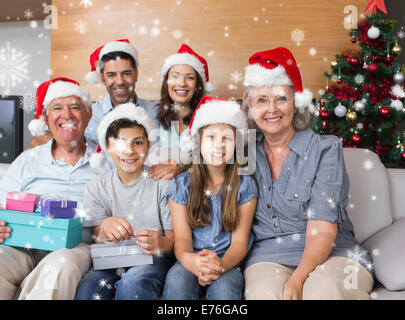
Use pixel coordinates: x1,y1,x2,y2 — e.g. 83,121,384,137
241,86,311,132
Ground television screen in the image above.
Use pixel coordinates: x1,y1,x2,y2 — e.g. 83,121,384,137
0,96,23,163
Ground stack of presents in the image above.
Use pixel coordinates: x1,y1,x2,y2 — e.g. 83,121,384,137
0,192,152,270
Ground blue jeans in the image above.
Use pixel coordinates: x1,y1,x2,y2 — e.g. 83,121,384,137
163,261,244,300
75,255,174,300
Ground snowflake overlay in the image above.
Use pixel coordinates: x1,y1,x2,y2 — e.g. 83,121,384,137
0,42,30,93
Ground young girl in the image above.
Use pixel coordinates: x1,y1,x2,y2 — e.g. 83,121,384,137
163,96,258,300
147,44,213,180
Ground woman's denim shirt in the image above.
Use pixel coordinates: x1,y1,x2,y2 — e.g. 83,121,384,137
245,127,373,275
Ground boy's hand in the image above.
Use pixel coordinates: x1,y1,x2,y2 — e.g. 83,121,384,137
149,162,179,180
100,217,133,242
135,230,164,255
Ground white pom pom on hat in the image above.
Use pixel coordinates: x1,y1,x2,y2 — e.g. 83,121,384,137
243,47,313,110
161,44,214,93
86,39,139,84
28,77,91,136
28,118,48,137
89,145,106,169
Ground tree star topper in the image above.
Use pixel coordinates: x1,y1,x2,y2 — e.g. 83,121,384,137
364,0,387,15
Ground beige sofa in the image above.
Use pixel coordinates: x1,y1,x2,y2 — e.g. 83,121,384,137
0,147,404,299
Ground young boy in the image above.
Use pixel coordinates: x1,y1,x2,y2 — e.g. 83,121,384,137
75,103,174,300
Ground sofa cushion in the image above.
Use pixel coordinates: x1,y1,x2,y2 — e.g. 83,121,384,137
370,286,405,300
387,169,405,221
343,148,393,243
363,218,405,291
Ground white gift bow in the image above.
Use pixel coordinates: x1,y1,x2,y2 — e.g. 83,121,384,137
42,194,69,208
103,237,138,255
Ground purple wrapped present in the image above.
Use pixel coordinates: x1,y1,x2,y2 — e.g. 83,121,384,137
40,197,77,219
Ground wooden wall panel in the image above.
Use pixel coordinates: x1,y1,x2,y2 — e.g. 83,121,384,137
51,0,366,101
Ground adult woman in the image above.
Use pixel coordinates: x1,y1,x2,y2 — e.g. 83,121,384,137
241,47,374,300
147,44,213,178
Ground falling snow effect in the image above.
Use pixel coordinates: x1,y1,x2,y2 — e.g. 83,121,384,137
24,9,34,19
74,20,87,34
79,0,93,8
347,245,369,266
0,42,30,93
230,70,243,84
291,28,305,46
171,29,182,39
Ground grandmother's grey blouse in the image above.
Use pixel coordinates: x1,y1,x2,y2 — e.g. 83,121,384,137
245,128,373,274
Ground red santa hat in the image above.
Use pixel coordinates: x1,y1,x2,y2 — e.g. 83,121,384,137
161,44,214,93
28,77,92,136
179,96,248,157
89,102,156,168
243,47,313,109
85,39,139,84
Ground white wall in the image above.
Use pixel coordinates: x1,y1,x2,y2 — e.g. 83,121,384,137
0,20,50,150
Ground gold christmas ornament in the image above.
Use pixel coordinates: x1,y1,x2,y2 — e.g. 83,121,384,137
346,111,357,122
330,60,338,68
392,44,402,55
395,143,405,150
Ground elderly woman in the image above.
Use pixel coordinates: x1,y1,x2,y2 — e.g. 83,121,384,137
241,47,374,300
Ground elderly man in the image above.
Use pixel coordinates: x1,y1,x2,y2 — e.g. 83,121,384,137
0,77,111,299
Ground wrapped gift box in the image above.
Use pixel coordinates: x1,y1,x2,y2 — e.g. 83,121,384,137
40,198,77,218
0,209,83,251
5,192,41,213
91,238,153,270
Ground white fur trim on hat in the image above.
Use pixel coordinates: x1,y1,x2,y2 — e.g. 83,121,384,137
161,53,210,87
190,100,248,135
97,102,156,152
43,81,92,111
243,64,293,88
28,117,47,136
99,41,139,67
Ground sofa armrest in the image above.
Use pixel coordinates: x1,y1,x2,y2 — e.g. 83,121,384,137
0,163,10,181
363,218,405,291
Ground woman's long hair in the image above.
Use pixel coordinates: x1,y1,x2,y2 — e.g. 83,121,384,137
186,127,241,232
156,69,205,130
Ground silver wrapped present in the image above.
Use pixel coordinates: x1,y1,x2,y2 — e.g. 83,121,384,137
91,238,153,270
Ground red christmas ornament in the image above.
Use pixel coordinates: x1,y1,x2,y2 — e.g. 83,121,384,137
350,134,362,145
320,101,325,107
379,106,391,118
319,109,330,120
347,56,360,67
351,37,357,43
386,56,392,63
401,151,405,161
362,63,368,71
367,62,379,74
337,78,343,84
321,122,328,130
325,88,330,93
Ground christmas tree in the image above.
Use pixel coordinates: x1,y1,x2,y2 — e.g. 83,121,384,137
312,1,405,167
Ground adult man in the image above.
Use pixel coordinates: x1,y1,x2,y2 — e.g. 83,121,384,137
0,77,111,299
28,40,176,179
29,39,158,148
